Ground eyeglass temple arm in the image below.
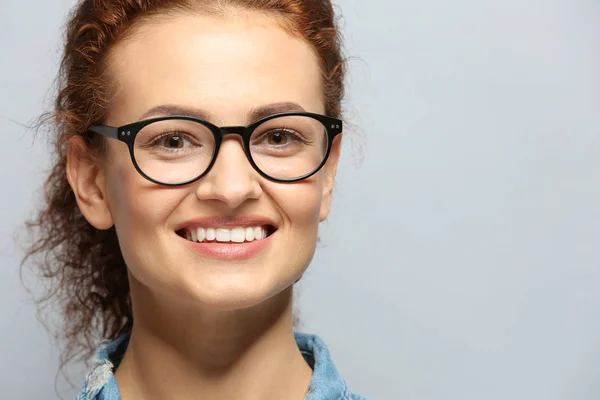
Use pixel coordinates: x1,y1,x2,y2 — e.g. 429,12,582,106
88,125,119,139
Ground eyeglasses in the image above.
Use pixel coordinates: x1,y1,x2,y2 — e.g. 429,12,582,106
87,111,342,186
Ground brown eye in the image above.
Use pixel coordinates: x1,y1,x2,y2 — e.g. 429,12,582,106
267,131,289,145
162,134,184,149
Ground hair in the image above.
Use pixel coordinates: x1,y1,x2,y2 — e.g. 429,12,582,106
22,0,346,368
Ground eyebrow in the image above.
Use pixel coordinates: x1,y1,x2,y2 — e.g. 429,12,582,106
139,105,210,121
138,102,307,124
250,102,306,121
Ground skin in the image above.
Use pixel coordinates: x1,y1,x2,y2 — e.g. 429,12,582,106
66,10,341,400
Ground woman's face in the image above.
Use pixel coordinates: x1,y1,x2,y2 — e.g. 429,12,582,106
85,11,339,310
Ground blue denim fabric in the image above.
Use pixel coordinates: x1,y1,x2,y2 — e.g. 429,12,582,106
76,331,368,400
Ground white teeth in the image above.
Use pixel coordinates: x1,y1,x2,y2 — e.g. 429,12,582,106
206,228,216,241
216,228,230,242
259,227,267,240
231,228,245,243
245,227,255,241
185,226,271,243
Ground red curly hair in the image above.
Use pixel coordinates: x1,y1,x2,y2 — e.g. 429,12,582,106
22,0,346,367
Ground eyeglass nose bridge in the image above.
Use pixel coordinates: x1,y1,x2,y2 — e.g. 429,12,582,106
218,126,247,137
213,125,253,165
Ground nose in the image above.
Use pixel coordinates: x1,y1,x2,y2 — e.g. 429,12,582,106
194,137,262,208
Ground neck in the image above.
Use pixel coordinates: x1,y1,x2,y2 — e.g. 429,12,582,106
115,277,313,400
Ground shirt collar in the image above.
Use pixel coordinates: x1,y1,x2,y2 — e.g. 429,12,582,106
77,331,349,400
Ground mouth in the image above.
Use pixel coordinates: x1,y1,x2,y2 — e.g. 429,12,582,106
176,225,277,244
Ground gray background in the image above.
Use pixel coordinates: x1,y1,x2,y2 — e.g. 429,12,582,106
1,0,599,399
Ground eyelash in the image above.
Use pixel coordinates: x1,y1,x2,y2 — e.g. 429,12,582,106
255,129,311,145
138,126,315,148
147,131,197,148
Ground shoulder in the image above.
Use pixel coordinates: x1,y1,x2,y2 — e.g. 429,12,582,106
295,332,371,400
341,386,370,400
76,334,129,400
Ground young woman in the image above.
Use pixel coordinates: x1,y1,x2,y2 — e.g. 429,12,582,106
24,0,366,399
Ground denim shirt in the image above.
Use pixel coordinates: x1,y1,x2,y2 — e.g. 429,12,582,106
76,332,368,400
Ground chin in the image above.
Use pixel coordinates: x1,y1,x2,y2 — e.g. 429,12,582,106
169,269,297,312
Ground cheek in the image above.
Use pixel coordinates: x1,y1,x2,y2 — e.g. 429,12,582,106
266,173,324,230
103,149,183,266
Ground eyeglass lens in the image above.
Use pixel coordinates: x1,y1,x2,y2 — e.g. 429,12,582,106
132,115,329,184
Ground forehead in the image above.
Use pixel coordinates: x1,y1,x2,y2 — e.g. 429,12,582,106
105,11,324,125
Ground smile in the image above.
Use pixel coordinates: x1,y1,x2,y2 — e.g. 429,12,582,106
178,225,276,244
177,225,276,260
175,217,278,259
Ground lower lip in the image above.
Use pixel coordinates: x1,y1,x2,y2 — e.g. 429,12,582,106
178,232,274,260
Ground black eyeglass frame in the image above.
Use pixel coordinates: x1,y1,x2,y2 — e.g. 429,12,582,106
87,111,343,186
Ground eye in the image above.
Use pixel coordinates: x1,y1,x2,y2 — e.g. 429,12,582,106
162,134,186,149
151,132,197,150
264,130,302,146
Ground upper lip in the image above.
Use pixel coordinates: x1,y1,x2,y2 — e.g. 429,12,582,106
174,215,279,231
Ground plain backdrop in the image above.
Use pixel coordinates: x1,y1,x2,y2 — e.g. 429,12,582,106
1,0,599,399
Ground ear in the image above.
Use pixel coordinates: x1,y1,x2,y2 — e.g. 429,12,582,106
66,135,114,230
319,134,342,222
